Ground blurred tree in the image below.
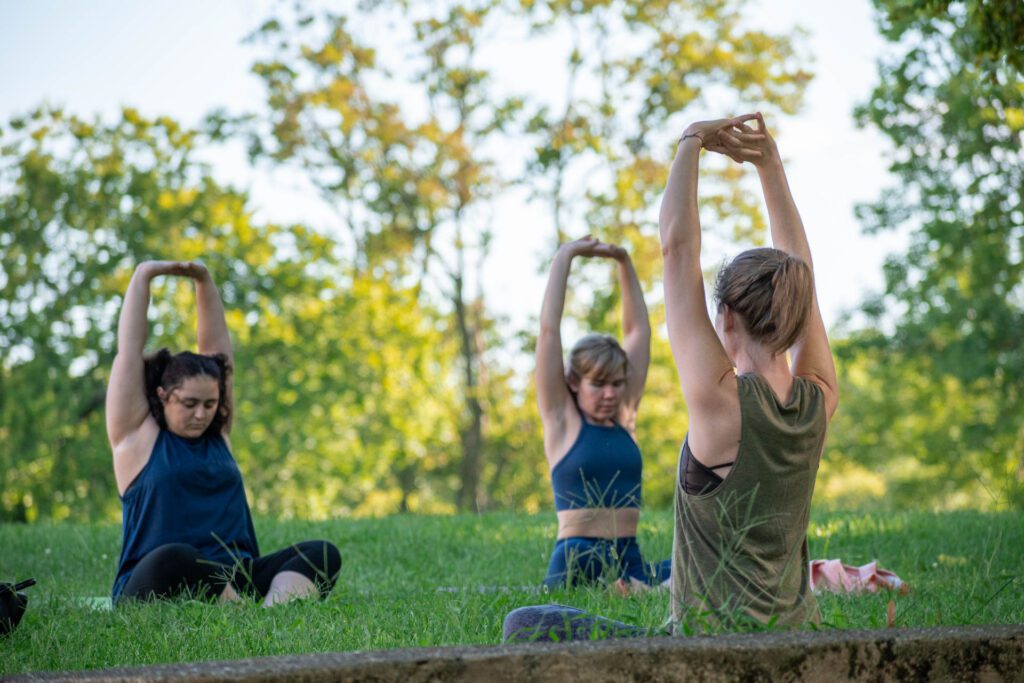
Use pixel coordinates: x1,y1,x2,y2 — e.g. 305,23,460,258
873,0,1024,73
240,3,525,511
518,0,812,505
846,0,1024,508
0,106,229,521
238,0,811,510
822,335,1012,510
0,107,457,521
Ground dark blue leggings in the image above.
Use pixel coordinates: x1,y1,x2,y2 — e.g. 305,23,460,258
544,536,671,589
117,540,341,604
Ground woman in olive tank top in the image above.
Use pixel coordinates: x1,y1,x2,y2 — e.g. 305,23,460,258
659,113,839,629
501,115,838,641
501,116,838,641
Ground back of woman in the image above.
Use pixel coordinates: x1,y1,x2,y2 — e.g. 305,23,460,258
659,113,839,629
672,373,826,626
501,114,839,642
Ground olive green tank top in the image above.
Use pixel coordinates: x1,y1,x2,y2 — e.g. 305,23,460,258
670,373,827,631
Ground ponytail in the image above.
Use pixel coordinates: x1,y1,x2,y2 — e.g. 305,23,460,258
143,348,174,427
714,247,813,355
768,256,814,354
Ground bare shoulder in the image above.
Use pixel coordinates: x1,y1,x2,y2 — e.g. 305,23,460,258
688,366,740,417
112,416,161,495
542,401,582,469
686,370,742,467
616,402,640,441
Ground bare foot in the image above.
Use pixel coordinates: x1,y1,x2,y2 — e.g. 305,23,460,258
263,570,317,607
218,583,242,603
613,577,651,597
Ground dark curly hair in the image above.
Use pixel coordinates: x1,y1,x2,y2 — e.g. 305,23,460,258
143,349,231,437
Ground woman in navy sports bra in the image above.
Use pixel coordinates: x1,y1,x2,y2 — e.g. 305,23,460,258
106,260,341,606
536,237,670,590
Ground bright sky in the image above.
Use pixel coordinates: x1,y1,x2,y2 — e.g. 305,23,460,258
0,0,903,336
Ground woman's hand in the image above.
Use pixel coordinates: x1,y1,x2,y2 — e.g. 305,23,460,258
558,236,628,262
136,260,211,281
679,114,755,148
704,112,778,167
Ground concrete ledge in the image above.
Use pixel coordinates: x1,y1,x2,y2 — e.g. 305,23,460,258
14,624,1024,682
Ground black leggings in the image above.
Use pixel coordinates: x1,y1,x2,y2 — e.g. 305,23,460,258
118,540,341,604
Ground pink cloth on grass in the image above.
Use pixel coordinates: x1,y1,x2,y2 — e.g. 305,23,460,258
808,559,908,595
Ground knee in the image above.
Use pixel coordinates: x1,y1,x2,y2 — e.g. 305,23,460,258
503,605,588,643
315,540,342,577
143,543,202,569
296,540,342,579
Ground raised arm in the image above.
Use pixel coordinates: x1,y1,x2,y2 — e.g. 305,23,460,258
616,252,650,415
719,114,838,418
192,263,235,434
106,261,231,450
106,263,160,450
536,242,579,429
659,118,758,413
536,237,628,443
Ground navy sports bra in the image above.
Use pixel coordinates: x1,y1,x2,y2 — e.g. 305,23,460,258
550,404,643,511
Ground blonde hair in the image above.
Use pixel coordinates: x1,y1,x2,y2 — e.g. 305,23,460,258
714,247,813,355
565,334,629,388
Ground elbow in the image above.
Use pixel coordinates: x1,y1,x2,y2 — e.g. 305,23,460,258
659,219,697,256
660,235,695,261
623,320,652,340
538,321,560,339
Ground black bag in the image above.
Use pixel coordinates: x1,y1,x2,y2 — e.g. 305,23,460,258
0,579,35,637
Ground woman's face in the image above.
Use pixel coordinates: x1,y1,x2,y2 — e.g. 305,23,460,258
157,375,220,438
572,371,627,423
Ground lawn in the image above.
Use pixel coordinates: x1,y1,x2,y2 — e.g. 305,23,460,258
1,510,1022,675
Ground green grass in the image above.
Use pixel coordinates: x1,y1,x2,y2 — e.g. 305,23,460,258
1,510,1022,675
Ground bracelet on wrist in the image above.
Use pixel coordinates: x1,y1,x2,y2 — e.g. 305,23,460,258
679,132,704,147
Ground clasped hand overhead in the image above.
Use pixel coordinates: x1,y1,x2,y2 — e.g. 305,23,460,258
681,112,778,167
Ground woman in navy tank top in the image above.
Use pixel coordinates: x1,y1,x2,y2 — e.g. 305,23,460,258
106,260,341,605
536,237,670,590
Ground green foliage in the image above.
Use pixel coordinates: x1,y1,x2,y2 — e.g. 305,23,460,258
237,0,810,512
1,1,830,520
873,0,1024,73
241,2,535,510
0,107,230,521
842,0,1024,509
521,0,811,256
0,108,462,521
823,336,1018,510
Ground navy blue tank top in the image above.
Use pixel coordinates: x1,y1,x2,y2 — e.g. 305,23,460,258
550,405,643,511
112,429,259,598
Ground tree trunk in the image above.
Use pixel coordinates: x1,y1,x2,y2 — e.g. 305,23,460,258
452,272,484,511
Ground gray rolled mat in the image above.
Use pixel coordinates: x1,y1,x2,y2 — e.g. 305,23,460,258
503,604,654,643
